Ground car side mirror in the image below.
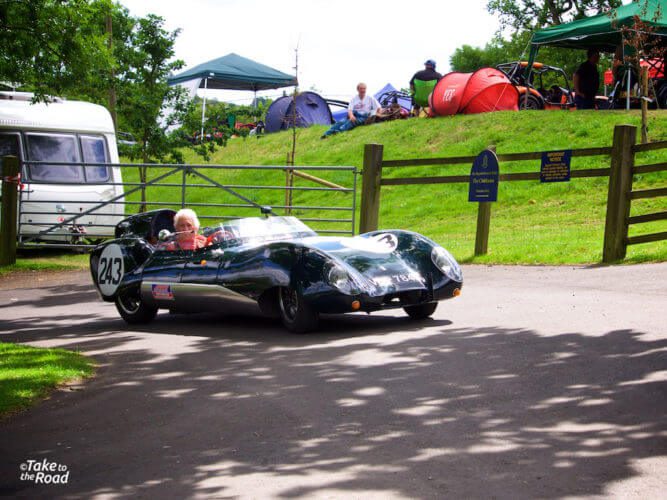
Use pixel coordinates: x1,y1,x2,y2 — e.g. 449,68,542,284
158,229,172,242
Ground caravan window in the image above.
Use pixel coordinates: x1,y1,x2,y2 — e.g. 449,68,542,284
0,133,20,158
25,133,84,182
81,135,110,182
24,133,111,183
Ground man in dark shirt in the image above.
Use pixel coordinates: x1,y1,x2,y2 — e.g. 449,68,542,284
410,60,442,115
573,49,600,110
410,60,442,89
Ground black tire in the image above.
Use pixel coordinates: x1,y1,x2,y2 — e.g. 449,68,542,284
278,286,319,333
115,290,158,324
404,302,438,320
519,94,543,110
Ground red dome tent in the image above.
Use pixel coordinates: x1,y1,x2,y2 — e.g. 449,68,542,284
430,68,519,116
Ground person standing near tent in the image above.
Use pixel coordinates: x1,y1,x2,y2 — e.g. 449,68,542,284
321,83,382,138
410,59,442,115
573,49,600,110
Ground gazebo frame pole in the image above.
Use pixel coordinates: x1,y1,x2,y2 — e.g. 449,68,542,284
626,66,631,110
200,76,209,142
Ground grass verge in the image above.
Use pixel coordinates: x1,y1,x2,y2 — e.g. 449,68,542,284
0,342,95,417
0,251,89,278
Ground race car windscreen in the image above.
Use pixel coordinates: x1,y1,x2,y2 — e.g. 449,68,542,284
222,216,316,244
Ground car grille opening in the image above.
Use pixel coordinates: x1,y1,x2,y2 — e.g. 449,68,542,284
382,290,424,307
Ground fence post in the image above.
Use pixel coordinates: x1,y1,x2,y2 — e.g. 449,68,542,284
0,156,20,266
603,124,636,263
181,165,187,209
474,202,492,256
359,144,383,233
474,145,495,256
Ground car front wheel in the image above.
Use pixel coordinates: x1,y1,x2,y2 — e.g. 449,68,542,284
404,302,438,320
278,286,319,333
115,290,158,324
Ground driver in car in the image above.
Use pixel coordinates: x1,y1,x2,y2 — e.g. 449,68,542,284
164,208,208,251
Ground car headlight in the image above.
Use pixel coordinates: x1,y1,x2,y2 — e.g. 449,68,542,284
327,265,357,294
431,246,462,282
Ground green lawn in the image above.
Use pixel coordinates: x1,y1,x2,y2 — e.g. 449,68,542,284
121,109,667,265
0,342,95,417
0,250,89,277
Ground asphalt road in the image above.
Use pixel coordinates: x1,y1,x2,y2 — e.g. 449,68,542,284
1,264,666,499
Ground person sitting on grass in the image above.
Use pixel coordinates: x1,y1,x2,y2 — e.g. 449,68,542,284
321,82,382,139
165,208,207,251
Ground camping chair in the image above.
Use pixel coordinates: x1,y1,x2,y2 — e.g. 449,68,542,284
376,90,410,108
412,79,438,110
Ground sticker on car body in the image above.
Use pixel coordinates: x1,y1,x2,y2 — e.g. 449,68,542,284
151,284,174,300
97,244,124,297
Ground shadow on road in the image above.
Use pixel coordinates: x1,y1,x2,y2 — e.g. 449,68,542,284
1,307,666,497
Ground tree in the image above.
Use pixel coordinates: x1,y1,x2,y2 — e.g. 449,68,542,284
62,2,136,112
613,0,665,141
487,0,622,31
115,14,192,209
450,40,514,73
0,0,113,100
450,32,586,77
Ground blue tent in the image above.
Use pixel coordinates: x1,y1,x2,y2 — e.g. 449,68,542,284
265,92,333,133
331,83,412,121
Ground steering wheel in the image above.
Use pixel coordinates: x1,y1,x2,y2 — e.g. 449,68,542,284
206,229,235,245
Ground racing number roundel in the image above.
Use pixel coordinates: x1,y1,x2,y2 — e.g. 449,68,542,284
371,233,398,252
97,244,124,297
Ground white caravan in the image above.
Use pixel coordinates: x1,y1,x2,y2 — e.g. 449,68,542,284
0,91,124,243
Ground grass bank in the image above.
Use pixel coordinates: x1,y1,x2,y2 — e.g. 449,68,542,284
122,109,666,265
0,250,88,278
0,342,94,417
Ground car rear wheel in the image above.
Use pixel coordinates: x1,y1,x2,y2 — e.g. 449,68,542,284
519,94,543,110
115,290,158,324
404,302,438,320
278,286,318,333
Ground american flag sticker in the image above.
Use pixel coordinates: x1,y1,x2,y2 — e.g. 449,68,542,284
152,284,174,300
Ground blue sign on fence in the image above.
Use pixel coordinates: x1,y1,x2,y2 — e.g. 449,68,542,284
540,150,571,183
469,149,499,202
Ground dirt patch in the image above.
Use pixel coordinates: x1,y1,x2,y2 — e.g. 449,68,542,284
0,269,89,291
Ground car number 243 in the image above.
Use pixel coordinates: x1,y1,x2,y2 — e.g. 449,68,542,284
97,244,125,296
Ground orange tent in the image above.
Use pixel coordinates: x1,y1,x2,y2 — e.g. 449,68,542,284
430,68,519,116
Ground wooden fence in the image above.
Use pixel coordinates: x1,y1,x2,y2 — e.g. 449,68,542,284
359,124,667,263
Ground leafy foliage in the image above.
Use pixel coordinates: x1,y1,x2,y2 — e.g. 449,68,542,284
488,0,622,31
450,32,601,78
117,14,188,164
178,98,271,160
0,2,196,167
0,0,113,99
450,1,625,79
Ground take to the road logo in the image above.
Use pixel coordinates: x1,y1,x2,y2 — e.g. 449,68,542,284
19,459,70,485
